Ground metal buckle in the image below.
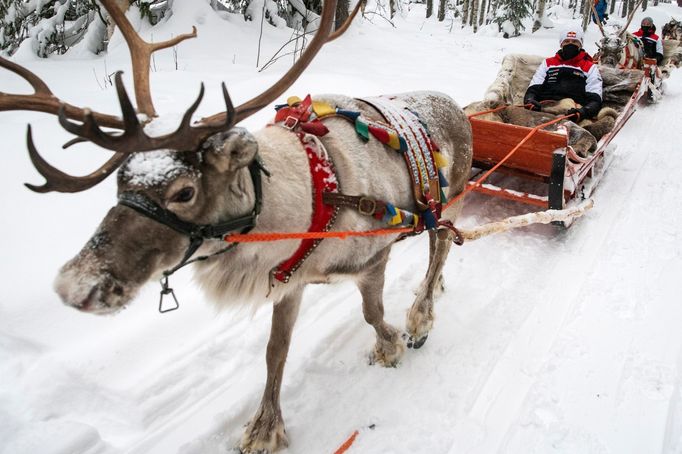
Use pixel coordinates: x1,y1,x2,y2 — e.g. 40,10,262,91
358,197,376,216
283,115,298,130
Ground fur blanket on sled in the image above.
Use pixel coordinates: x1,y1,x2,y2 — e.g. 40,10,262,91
463,54,642,154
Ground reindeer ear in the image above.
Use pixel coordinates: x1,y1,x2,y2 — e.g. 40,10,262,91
204,127,258,173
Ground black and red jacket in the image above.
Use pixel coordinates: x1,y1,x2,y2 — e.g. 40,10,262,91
633,29,664,65
524,49,603,118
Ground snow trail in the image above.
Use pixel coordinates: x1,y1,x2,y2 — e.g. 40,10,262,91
2,3,682,454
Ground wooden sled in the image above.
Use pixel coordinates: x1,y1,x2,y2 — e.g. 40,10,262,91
467,54,649,227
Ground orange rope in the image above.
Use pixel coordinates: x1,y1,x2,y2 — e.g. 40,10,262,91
466,104,509,118
443,113,571,211
333,430,360,454
224,111,572,244
226,227,412,243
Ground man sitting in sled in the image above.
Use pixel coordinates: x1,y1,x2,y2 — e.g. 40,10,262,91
523,27,603,123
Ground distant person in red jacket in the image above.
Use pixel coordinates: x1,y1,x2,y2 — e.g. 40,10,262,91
633,17,664,65
524,27,603,121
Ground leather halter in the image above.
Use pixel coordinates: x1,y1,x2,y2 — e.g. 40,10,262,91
118,156,268,311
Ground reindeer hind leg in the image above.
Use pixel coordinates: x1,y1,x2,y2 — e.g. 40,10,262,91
406,228,454,349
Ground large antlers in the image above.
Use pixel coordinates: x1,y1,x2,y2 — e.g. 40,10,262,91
4,0,359,193
60,0,349,157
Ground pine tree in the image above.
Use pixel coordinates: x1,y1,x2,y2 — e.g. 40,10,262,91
0,1,169,57
494,0,532,37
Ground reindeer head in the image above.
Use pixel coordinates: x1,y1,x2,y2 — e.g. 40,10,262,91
597,34,627,67
662,19,682,40
1,0,360,314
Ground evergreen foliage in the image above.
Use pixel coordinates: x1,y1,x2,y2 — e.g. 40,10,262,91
0,0,168,57
494,0,533,37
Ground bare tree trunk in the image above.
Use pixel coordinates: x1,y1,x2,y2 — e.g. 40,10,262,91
479,0,487,25
438,0,447,21
533,0,546,31
469,0,479,30
582,0,592,31
610,0,616,14
642,0,648,11
461,0,470,26
427,0,434,18
335,0,350,29
390,0,396,18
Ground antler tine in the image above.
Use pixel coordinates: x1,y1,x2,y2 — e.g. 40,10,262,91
201,0,340,127
620,0,644,37
0,56,124,129
99,0,197,117
327,0,365,42
55,72,234,154
25,125,127,193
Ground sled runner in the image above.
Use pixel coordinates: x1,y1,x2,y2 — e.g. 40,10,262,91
466,54,649,227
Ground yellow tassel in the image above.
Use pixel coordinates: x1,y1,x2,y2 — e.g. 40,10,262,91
433,151,449,168
389,209,403,225
313,101,335,118
287,96,302,106
387,133,401,150
412,214,420,228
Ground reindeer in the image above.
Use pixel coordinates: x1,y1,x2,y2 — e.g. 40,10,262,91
595,3,643,69
662,19,682,68
662,18,682,41
0,1,472,452
594,2,667,100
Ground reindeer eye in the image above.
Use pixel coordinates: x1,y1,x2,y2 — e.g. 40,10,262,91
172,187,195,203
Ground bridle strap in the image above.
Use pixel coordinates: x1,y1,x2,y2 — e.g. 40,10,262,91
117,156,268,312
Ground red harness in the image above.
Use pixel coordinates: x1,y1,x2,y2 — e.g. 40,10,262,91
269,97,339,285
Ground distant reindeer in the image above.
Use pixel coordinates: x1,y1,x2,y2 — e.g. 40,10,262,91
595,4,643,69
0,1,472,452
662,19,682,67
662,18,682,41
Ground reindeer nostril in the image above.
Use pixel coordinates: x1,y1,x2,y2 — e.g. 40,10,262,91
78,286,99,311
112,285,124,296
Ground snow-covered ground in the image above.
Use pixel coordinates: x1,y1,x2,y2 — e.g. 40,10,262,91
2,2,682,453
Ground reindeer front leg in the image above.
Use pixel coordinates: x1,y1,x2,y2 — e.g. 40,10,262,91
240,287,303,454
357,248,405,367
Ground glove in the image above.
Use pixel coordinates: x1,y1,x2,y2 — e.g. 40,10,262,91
526,100,542,111
565,107,586,121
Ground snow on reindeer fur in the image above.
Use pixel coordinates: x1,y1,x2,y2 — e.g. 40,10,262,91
122,151,198,187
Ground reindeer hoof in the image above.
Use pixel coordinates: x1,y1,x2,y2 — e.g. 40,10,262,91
239,412,288,454
407,333,428,349
369,333,405,367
